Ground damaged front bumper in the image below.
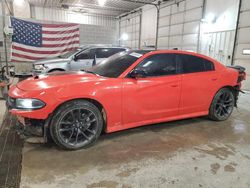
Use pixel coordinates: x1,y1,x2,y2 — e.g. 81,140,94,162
15,115,51,143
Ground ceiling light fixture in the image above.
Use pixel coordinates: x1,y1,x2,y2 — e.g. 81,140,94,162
14,0,25,7
202,13,216,23
98,0,107,6
121,33,129,41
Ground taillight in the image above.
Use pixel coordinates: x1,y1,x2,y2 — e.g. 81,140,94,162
237,72,246,83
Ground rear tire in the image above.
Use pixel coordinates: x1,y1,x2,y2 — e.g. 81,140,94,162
208,88,235,121
50,100,103,150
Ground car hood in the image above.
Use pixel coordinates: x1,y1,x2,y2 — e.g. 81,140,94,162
33,57,70,65
16,71,103,91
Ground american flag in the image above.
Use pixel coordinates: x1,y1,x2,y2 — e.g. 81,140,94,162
10,17,80,62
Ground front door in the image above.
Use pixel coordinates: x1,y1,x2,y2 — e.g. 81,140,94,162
122,53,181,126
70,49,95,70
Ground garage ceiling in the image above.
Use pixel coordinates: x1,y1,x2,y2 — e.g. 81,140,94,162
27,0,157,16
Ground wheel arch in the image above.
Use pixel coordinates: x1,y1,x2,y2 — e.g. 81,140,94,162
48,68,65,73
50,97,107,131
212,85,239,107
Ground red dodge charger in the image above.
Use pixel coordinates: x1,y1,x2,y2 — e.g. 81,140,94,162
8,50,246,150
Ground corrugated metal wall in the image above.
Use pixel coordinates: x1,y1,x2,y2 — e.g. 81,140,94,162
234,0,250,90
201,30,235,66
118,0,204,51
79,24,118,45
31,6,117,27
158,0,203,51
0,16,11,66
0,5,119,66
120,11,141,49
30,6,119,45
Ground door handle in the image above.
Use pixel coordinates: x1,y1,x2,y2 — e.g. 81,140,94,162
170,84,178,87
211,78,218,81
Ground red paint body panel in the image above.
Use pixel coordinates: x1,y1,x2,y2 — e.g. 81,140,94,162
8,50,241,133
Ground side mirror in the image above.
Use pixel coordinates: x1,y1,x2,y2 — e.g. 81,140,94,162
129,69,146,79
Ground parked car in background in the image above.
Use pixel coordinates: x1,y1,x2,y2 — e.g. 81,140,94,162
8,50,246,150
32,46,129,74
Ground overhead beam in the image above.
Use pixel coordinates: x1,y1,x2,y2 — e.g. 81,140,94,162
119,0,157,6
59,2,131,12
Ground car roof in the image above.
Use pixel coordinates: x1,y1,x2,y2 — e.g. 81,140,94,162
87,46,129,50
130,50,154,54
138,49,219,64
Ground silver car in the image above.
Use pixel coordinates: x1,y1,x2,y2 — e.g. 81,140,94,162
33,46,129,74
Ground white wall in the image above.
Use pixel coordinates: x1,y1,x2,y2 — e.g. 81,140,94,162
157,0,203,51
119,0,239,54
30,6,119,46
0,2,2,16
0,1,119,70
199,0,239,66
31,6,117,27
203,0,238,32
13,0,31,18
120,11,141,49
234,0,250,90
141,5,157,47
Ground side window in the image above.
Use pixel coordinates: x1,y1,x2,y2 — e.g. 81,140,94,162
96,48,113,58
76,51,89,60
109,48,126,55
177,54,214,74
136,54,177,77
75,49,95,60
204,59,214,71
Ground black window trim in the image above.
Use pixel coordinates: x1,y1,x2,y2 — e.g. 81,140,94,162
177,54,215,74
127,53,181,78
126,53,215,78
74,48,96,60
95,48,127,58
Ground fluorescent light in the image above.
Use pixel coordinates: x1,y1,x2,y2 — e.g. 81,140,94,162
121,33,129,41
98,0,106,6
243,49,250,55
202,13,216,23
14,0,25,6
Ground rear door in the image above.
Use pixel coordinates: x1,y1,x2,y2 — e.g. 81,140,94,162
177,54,219,115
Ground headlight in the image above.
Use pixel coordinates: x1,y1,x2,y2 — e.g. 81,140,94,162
16,98,46,110
34,64,47,70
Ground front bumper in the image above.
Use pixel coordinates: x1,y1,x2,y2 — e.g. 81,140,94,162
7,95,51,142
16,116,44,137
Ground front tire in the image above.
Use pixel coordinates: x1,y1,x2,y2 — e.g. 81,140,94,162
50,100,103,150
208,88,235,121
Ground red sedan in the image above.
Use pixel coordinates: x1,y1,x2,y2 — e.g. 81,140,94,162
8,50,246,150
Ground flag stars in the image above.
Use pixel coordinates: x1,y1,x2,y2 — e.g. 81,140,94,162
11,18,42,47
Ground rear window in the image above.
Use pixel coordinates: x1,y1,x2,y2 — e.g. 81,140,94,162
176,54,214,73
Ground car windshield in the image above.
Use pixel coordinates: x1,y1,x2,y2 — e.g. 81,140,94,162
90,51,143,78
59,49,81,59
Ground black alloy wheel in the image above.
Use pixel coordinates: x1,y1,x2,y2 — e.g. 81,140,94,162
209,88,235,121
50,100,103,150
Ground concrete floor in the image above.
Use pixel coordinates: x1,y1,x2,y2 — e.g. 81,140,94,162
3,94,250,188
